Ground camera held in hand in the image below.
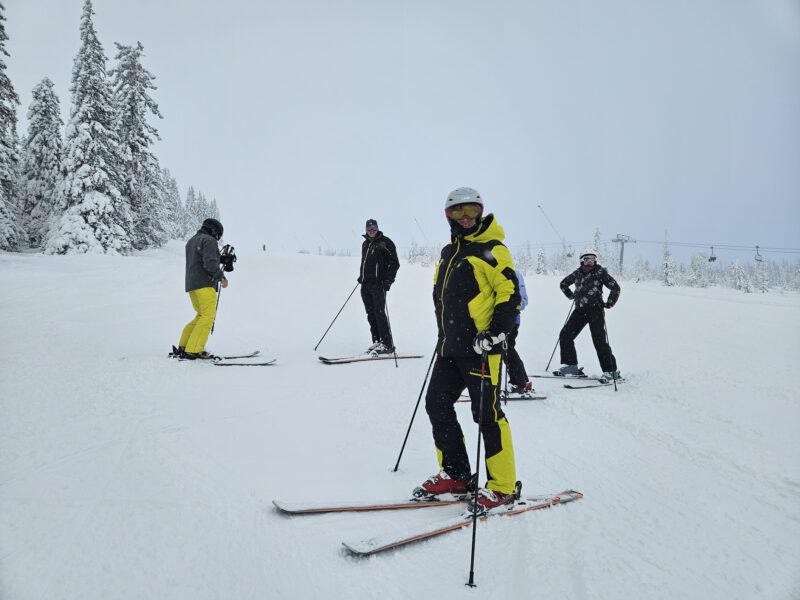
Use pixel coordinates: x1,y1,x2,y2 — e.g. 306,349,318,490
220,244,237,272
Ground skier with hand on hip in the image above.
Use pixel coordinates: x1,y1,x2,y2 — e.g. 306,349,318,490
556,249,621,381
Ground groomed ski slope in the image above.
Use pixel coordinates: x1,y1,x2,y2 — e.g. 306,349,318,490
1,241,798,600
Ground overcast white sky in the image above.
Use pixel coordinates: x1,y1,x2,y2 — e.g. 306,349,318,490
6,0,800,263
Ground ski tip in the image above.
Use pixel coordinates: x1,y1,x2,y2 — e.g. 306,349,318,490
552,490,584,502
272,500,303,514
342,542,371,557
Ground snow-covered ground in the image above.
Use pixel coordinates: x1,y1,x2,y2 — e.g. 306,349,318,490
1,241,799,600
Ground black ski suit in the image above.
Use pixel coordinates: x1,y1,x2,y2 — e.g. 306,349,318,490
358,231,400,348
559,263,621,372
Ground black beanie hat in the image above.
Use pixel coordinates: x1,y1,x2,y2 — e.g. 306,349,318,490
366,219,378,230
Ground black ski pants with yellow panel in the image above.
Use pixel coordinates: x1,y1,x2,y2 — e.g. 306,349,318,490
425,353,516,495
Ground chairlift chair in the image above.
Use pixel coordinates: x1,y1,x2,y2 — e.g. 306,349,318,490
754,246,763,263
708,246,716,262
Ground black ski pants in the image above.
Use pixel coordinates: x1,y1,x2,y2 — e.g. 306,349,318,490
504,324,529,388
424,354,516,495
559,305,617,372
360,282,392,348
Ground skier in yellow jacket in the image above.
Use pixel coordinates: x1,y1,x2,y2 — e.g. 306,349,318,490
413,188,522,513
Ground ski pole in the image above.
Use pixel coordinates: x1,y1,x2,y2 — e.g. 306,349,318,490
603,317,618,392
313,282,359,351
501,339,509,405
392,346,437,472
383,288,398,368
211,279,223,335
466,350,489,588
545,299,575,372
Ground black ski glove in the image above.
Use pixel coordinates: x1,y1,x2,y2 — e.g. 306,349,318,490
472,331,506,354
563,290,574,300
357,276,362,284
604,301,614,309
382,280,392,292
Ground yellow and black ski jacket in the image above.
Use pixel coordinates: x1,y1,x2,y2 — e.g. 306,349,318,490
433,214,521,357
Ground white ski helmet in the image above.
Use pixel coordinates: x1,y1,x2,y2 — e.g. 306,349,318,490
445,187,483,210
579,248,598,260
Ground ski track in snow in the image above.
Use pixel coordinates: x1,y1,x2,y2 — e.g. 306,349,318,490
1,244,799,600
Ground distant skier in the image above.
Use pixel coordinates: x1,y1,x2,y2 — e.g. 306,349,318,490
505,269,532,395
174,218,228,360
357,219,399,355
556,249,621,380
414,187,522,513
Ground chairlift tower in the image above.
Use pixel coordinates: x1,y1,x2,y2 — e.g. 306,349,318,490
612,234,636,277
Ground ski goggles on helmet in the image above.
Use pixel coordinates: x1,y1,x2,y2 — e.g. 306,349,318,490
366,225,378,233
580,254,597,263
445,203,482,220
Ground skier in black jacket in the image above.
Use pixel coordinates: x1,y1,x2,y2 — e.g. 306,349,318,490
557,249,621,380
358,219,399,354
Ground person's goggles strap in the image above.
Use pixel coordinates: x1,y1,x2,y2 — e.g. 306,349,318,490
445,204,482,220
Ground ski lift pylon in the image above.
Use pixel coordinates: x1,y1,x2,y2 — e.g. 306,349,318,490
708,246,716,262
754,245,763,263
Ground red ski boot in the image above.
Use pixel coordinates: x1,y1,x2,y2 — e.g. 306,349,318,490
469,483,521,514
412,471,470,500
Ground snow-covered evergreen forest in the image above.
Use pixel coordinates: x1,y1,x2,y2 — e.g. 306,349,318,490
407,231,800,294
0,0,219,254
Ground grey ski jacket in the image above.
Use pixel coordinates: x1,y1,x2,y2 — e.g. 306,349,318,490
185,231,225,292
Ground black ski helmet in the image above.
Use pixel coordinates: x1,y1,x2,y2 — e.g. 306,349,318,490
201,218,223,240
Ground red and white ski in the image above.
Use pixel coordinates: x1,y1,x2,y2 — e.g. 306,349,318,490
341,490,583,556
272,495,466,515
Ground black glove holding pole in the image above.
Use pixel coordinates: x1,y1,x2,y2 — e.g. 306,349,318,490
472,331,506,354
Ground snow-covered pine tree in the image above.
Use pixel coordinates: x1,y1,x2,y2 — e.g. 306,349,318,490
536,245,546,275
790,260,800,292
110,41,166,249
46,0,132,254
687,251,710,288
729,261,752,293
183,186,198,235
630,256,650,282
196,191,209,222
592,227,605,264
20,78,63,247
0,2,23,251
553,248,572,275
160,168,183,240
209,197,220,221
754,258,769,293
662,235,676,286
